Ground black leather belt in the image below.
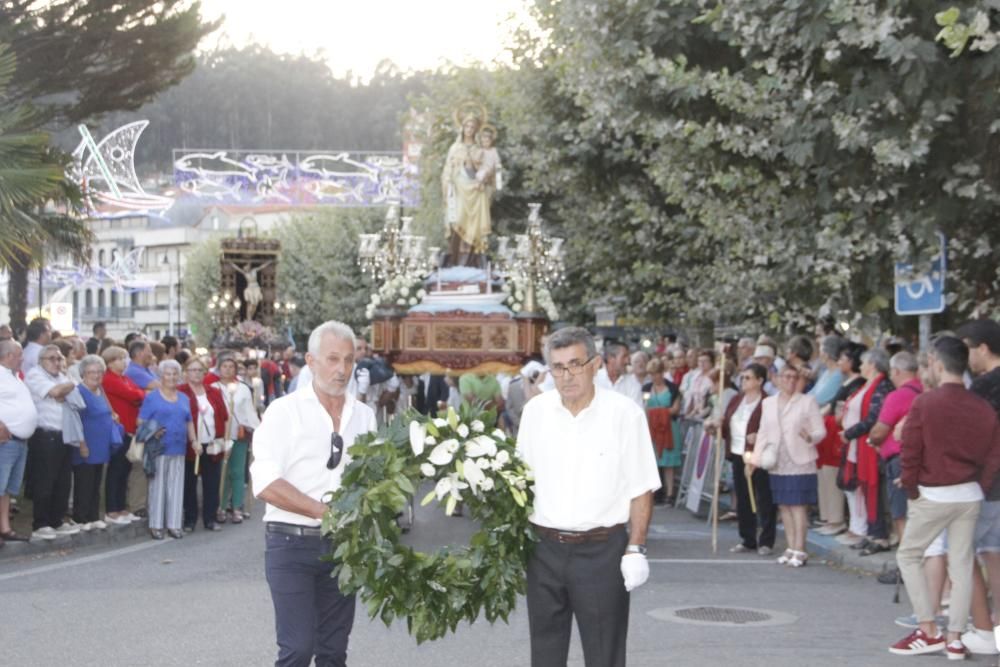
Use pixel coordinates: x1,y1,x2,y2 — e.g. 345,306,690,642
266,522,323,537
532,522,626,544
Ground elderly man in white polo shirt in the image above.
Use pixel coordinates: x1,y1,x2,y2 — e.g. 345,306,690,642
251,321,376,667
517,326,661,667
0,340,38,545
24,344,79,540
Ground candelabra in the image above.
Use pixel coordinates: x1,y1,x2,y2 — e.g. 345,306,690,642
495,203,565,314
358,204,439,284
207,291,241,331
273,300,298,326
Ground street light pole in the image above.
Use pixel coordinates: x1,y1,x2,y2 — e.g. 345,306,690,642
162,254,174,335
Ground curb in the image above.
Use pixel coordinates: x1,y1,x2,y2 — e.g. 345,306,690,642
806,529,896,576
0,519,150,563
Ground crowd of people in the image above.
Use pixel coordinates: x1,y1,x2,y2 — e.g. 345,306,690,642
4,314,1000,659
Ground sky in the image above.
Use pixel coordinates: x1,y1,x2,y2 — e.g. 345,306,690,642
198,0,534,80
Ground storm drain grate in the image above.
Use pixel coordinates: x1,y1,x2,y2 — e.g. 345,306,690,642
675,606,771,624
648,605,797,628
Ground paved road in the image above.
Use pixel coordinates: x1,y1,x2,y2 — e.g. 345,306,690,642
0,504,990,666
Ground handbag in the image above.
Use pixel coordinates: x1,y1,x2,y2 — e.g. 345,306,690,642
836,443,860,491
757,439,778,471
126,438,145,464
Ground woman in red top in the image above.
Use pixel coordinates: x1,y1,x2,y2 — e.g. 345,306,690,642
178,356,229,532
101,346,146,524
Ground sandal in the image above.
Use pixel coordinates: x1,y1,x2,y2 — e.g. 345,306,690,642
230,512,243,524
777,549,794,565
0,530,29,542
216,509,228,524
788,550,809,568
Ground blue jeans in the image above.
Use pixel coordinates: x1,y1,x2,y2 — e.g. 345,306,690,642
0,438,27,496
264,529,356,667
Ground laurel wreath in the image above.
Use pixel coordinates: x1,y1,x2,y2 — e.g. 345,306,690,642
323,405,535,644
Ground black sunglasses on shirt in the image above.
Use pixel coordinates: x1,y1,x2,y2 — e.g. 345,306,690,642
327,432,344,470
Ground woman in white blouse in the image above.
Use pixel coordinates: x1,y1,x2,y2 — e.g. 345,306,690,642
751,365,826,567
215,356,260,524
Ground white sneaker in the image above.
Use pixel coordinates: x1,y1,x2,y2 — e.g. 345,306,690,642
32,526,57,540
54,523,80,536
79,522,93,532
816,523,846,535
126,512,141,523
960,628,998,655
104,514,128,525
92,520,108,530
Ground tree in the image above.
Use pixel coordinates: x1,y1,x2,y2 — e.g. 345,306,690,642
473,0,1000,335
0,0,220,124
0,42,90,334
182,209,381,346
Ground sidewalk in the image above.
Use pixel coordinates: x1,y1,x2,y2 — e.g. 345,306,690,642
0,516,150,563
806,528,896,576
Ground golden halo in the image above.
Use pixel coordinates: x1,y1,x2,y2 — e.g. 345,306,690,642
452,100,489,131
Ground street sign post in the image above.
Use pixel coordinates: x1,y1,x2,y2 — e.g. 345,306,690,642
895,233,946,350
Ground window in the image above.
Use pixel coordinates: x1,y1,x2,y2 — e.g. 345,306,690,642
98,249,106,266
97,290,105,308
85,290,93,309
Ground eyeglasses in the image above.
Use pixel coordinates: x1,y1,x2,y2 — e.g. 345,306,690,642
327,432,344,470
550,356,595,377
40,355,62,362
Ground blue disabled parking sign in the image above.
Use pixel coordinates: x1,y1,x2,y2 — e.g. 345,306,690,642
895,234,946,316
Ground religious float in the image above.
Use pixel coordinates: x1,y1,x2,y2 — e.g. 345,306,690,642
361,103,564,375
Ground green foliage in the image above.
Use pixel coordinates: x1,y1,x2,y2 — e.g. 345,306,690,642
325,406,535,644
82,46,437,173
181,236,221,346
447,0,1000,334
0,0,220,124
0,41,88,333
270,209,383,338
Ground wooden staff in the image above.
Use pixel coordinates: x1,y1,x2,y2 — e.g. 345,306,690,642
710,352,726,555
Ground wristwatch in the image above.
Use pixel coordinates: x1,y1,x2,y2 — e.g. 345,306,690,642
625,544,647,555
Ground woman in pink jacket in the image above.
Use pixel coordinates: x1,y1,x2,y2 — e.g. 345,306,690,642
750,365,826,567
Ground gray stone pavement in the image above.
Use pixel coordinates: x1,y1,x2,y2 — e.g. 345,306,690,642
0,503,993,666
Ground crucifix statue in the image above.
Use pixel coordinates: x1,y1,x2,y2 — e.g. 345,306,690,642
228,260,274,322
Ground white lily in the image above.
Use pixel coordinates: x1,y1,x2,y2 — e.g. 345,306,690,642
442,438,460,454
462,457,485,491
480,477,495,491
471,420,485,433
420,463,436,478
465,435,497,458
495,450,510,466
492,428,506,440
456,423,470,438
409,421,427,456
434,472,468,501
424,435,437,445
428,442,454,466
433,418,448,429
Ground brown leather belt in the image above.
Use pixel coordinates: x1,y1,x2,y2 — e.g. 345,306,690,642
532,522,626,544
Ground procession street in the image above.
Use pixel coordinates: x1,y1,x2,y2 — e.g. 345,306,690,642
0,504,965,667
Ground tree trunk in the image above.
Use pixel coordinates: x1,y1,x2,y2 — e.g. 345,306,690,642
7,250,30,338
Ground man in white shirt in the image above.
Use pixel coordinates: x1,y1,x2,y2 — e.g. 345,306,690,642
0,340,38,545
594,340,644,407
251,321,376,667
517,327,661,667
24,344,79,540
20,317,51,376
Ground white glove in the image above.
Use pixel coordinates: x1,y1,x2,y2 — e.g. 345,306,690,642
356,368,371,395
621,553,649,592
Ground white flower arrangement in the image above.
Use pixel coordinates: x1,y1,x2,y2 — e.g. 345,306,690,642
500,274,559,320
366,271,428,319
409,406,533,516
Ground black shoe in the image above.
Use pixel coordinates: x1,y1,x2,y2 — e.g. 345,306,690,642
860,541,890,556
167,529,184,539
850,538,871,551
149,529,165,540
135,508,148,519
183,524,194,533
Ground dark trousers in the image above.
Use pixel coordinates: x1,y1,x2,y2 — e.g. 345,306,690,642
264,530,356,667
184,455,221,528
867,461,890,540
28,430,72,530
732,456,777,549
526,527,629,667
105,434,132,513
72,463,104,523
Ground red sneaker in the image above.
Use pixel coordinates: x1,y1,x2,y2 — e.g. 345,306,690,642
888,629,946,656
946,640,968,661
